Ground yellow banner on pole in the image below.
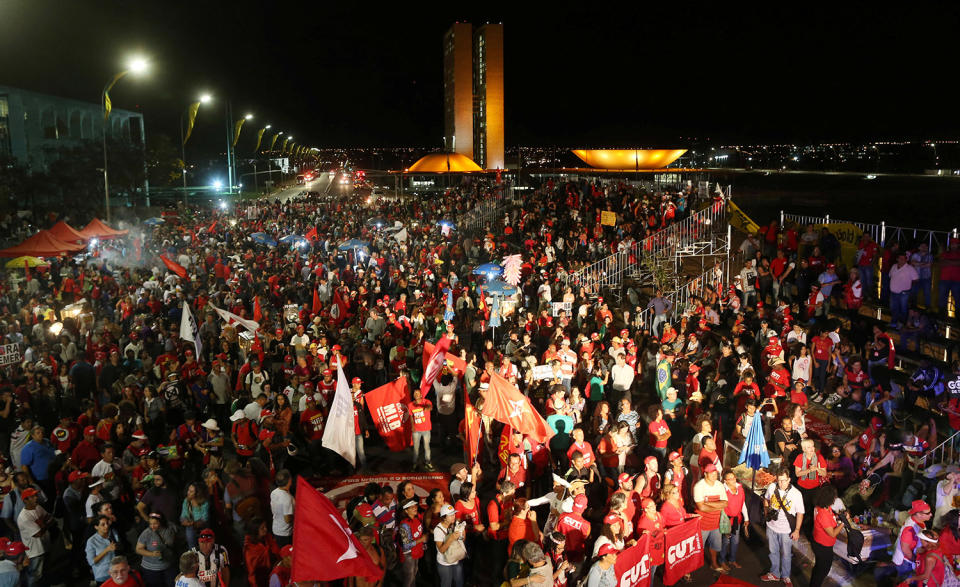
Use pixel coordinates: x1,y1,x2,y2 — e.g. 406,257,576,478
600,211,617,226
281,138,290,154
254,127,266,153
268,133,280,152
182,101,200,146
232,119,246,147
727,200,760,234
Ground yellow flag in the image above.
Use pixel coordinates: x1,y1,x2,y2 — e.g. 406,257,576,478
232,119,246,147
281,138,290,153
268,133,280,152
254,128,266,152
102,71,127,121
727,200,760,234
182,101,201,146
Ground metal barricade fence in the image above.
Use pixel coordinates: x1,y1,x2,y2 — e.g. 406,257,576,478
632,256,734,332
565,198,729,294
781,212,958,252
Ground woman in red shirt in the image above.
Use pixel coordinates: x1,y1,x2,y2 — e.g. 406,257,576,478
659,483,688,527
636,498,665,574
720,470,749,570
810,485,842,587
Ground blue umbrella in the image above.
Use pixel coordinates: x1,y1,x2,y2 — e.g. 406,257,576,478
249,232,278,247
279,234,309,247
472,262,503,279
338,238,370,252
488,295,501,328
738,409,771,471
144,217,164,226
484,279,517,297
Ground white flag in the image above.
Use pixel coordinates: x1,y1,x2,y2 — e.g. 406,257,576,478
393,228,407,244
209,304,260,332
180,302,202,358
322,363,357,467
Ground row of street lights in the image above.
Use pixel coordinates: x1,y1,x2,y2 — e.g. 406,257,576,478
101,54,315,219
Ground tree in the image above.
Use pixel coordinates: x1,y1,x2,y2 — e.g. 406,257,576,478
145,133,184,187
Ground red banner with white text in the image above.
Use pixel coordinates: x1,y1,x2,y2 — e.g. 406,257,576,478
663,518,704,585
615,533,652,587
311,473,451,510
364,378,412,452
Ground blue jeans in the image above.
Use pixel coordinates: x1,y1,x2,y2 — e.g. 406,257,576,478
859,265,874,299
912,278,932,308
813,360,828,393
413,430,432,464
719,530,740,564
767,530,793,580
355,434,367,469
438,562,464,587
890,291,909,325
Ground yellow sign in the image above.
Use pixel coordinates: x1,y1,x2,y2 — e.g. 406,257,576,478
814,222,864,268
727,200,760,234
600,211,617,226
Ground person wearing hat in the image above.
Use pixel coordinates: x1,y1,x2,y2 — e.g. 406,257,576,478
188,528,230,587
693,462,727,573
16,486,51,586
230,409,259,463
397,498,427,587
556,493,591,575
196,420,224,470
586,542,618,586
884,499,934,581
267,544,293,587
434,503,465,585
62,470,89,570
0,540,28,587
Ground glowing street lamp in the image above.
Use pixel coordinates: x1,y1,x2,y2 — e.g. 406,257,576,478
102,55,149,221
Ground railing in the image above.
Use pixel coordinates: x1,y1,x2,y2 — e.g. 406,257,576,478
697,181,732,203
564,198,729,295
632,254,736,331
918,429,960,470
780,212,958,252
460,190,510,235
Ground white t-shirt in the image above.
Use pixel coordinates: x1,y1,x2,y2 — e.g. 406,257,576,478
693,478,727,506
764,483,805,535
434,524,464,566
17,506,48,557
175,576,202,587
85,493,103,519
270,488,294,537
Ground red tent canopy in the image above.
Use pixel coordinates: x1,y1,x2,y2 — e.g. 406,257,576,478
78,218,128,240
0,230,86,258
48,220,87,244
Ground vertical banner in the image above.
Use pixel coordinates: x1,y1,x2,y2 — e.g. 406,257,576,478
364,378,412,452
232,118,246,147
254,127,266,153
615,532,652,587
463,394,482,468
727,200,760,235
183,101,201,145
663,518,704,585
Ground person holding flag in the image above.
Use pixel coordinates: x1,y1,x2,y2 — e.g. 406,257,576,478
408,387,435,472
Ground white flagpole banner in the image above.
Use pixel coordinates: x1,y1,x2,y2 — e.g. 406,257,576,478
322,363,357,467
180,302,202,357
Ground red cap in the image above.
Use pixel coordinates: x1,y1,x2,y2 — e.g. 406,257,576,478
132,430,148,440
668,451,681,462
84,426,96,436
303,381,314,389
275,329,284,336
68,471,89,483
258,429,276,441
644,455,658,466
909,500,931,516
352,377,363,385
4,542,28,557
332,344,341,351
284,355,292,362
703,463,718,474
597,543,619,557
573,494,588,513
259,410,274,419
617,473,632,486
322,369,332,376
20,488,39,499
198,529,216,542
280,544,294,558
603,513,622,525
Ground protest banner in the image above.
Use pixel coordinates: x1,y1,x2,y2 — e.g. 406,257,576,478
551,301,572,317
364,378,412,452
600,211,617,226
312,473,451,509
663,517,704,585
615,532,652,587
814,222,864,268
532,364,556,381
0,344,21,366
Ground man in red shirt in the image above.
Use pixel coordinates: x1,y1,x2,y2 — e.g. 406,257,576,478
499,453,528,498
487,481,516,577
557,494,592,572
229,410,259,463
407,388,434,472
566,427,597,469
71,426,101,472
648,407,671,459
810,330,834,395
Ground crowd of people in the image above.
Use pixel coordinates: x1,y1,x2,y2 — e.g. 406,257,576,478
0,174,958,587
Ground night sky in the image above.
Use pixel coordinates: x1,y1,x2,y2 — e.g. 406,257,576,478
2,1,958,151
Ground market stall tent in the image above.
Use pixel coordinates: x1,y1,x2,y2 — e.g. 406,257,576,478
0,230,85,258
48,220,87,244
78,218,129,240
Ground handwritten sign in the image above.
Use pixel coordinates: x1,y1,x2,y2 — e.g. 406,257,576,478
600,211,617,226
551,301,572,317
532,365,556,381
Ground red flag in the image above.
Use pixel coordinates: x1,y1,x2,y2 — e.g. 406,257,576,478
483,372,553,443
291,477,384,584
663,518,703,585
253,296,263,322
419,335,451,397
312,288,321,315
497,424,512,469
208,220,218,233
305,226,318,241
422,340,466,377
615,533,653,587
463,394,482,468
330,289,349,323
364,378,413,451
159,255,189,280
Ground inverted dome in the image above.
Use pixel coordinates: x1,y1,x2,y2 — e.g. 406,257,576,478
406,152,484,173
571,149,687,170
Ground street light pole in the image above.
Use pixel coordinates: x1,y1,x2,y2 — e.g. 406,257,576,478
101,57,147,221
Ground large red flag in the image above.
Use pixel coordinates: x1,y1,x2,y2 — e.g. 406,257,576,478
305,226,318,241
663,518,704,585
419,335,451,396
364,378,413,452
463,393,482,468
253,296,263,322
422,340,467,377
312,288,321,315
291,477,384,584
330,289,349,323
483,372,553,443
159,255,189,280
615,533,653,587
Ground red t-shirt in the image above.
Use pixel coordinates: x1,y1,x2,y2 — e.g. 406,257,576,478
813,507,838,547
567,441,596,468
299,409,325,441
408,399,433,432
659,500,687,528
793,453,827,489
648,420,670,448
812,336,833,361
636,513,665,566
942,250,960,282
487,496,512,540
557,513,591,562
454,497,482,529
